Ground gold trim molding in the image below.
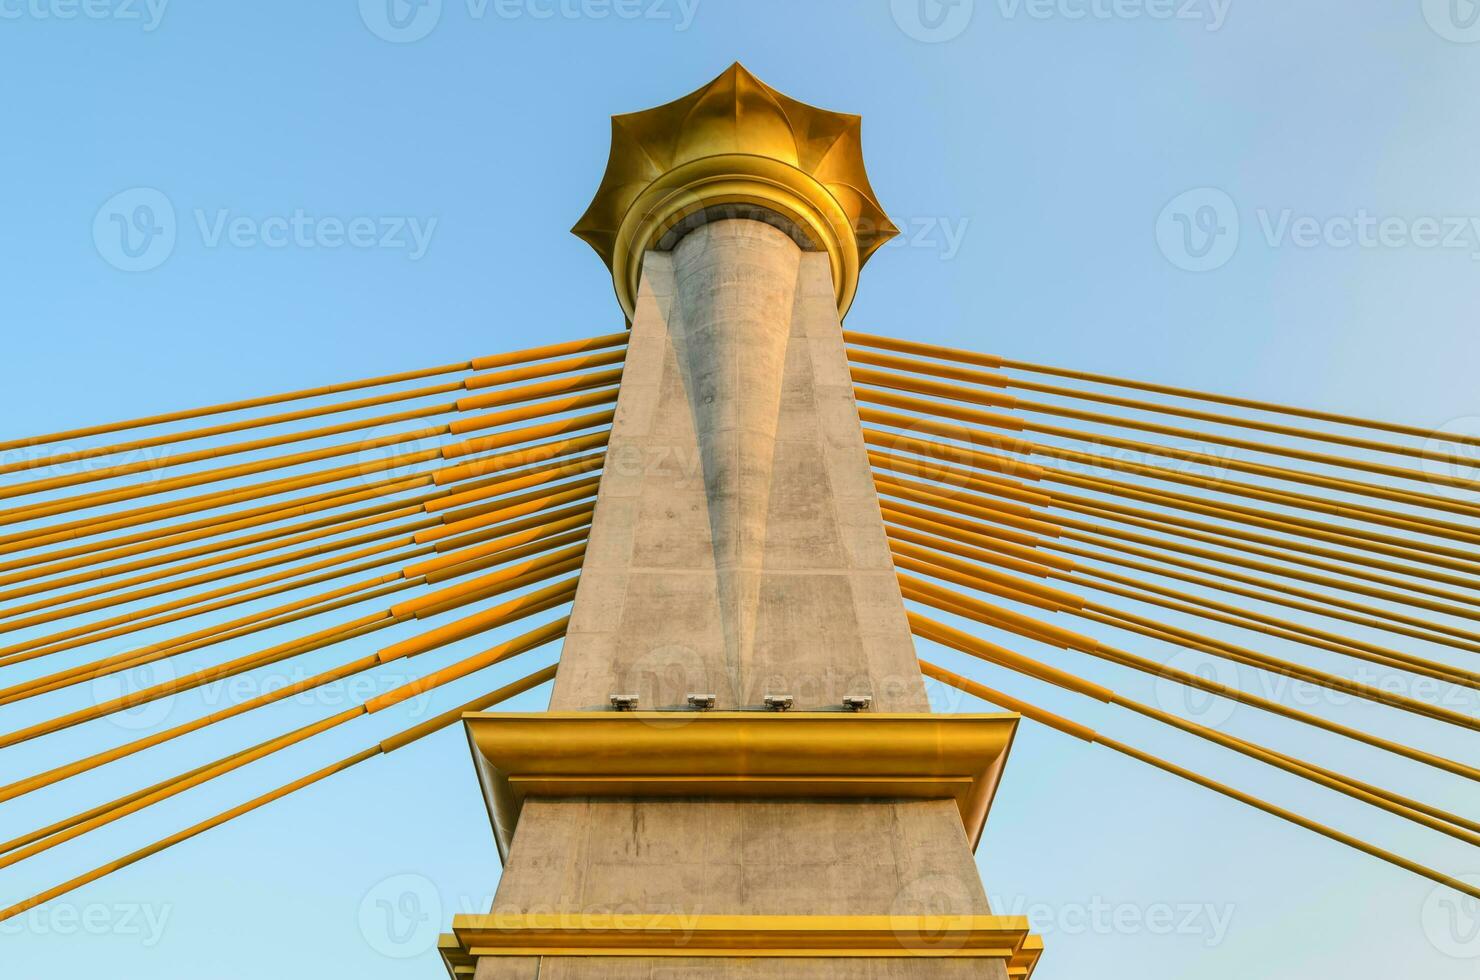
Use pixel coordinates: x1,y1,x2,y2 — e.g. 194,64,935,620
572,62,898,321
461,711,1019,860
439,914,1042,975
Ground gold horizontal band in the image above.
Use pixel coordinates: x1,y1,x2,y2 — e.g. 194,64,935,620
442,914,1041,969
611,153,860,321
462,712,1019,860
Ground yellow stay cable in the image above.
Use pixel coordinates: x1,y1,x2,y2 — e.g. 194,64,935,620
866,434,1480,589
868,455,1480,621
911,613,1480,843
919,660,1480,902
0,662,561,924
0,331,626,455
848,361,1477,493
0,616,569,866
846,344,1472,468
844,329,1479,450
894,552,1480,731
881,501,1480,651
861,407,1480,555
889,527,1480,688
901,580,1479,781
856,383,1480,519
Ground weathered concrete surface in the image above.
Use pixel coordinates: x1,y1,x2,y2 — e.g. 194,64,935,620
552,219,929,712
485,220,1004,978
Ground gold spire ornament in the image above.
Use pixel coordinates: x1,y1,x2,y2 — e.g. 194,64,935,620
572,62,899,320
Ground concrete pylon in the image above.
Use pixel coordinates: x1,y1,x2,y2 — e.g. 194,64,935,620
442,66,1038,979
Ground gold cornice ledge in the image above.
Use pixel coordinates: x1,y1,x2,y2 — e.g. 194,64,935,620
440,914,1042,973
572,62,898,322
461,711,1019,862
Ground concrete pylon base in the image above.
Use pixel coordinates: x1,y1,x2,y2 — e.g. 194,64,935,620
461,220,1012,979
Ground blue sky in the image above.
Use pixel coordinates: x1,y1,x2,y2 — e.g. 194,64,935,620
2,3,1479,978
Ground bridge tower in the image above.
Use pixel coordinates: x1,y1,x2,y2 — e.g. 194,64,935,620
438,64,1039,979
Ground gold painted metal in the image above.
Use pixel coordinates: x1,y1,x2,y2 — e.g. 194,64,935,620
573,62,897,320
0,664,561,926
853,378,1480,517
868,423,1480,585
462,349,626,392
468,332,627,372
1009,935,1046,978
922,661,1480,903
872,452,1480,627
905,611,1480,844
900,566,1480,781
862,404,1480,553
842,328,1480,451
895,532,1480,731
438,934,477,978
0,331,623,461
844,342,1467,468
873,446,1480,600
441,913,1040,967
461,711,1018,860
889,516,1480,686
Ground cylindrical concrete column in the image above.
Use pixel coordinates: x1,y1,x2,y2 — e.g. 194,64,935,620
669,219,802,581
481,217,1004,979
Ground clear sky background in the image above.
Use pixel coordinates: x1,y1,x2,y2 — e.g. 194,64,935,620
2,3,1479,978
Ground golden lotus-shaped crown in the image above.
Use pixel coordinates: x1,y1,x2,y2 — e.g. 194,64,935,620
573,63,898,320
